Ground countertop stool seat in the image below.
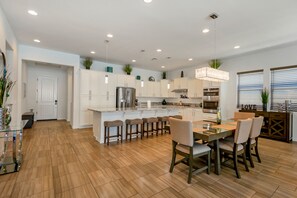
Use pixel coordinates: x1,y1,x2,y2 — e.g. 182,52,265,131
170,115,183,120
142,117,159,138
157,116,170,134
104,120,123,145
126,119,143,141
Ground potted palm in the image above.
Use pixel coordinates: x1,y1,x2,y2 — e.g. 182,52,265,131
123,64,132,75
261,88,269,111
82,58,93,70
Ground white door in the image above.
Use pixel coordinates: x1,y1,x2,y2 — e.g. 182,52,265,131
37,76,58,120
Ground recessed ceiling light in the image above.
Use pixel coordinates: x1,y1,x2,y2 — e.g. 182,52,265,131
234,45,240,49
34,39,40,43
28,10,38,16
107,34,113,38
202,28,209,33
161,66,165,68
90,51,96,54
156,49,162,52
144,0,152,3
188,58,193,61
132,60,136,62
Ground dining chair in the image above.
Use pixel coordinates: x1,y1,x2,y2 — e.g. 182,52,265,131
234,112,255,121
219,119,253,178
169,118,211,184
248,116,264,167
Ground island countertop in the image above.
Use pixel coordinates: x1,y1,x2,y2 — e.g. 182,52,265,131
89,105,201,113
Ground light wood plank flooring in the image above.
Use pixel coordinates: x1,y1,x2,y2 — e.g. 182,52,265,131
1,120,297,197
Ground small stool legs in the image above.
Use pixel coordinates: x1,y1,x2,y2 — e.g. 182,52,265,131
104,120,123,145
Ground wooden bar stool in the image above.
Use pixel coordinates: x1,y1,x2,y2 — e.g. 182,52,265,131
157,116,170,134
104,120,123,145
125,119,143,140
142,117,159,138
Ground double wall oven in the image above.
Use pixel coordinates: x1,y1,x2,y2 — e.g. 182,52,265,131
203,88,219,113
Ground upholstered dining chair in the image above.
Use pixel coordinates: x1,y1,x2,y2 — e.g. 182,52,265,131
248,116,264,167
169,118,211,184
234,112,255,121
219,119,253,178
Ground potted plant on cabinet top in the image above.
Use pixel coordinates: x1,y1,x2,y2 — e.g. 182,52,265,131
123,64,132,75
208,59,222,69
82,58,93,70
261,87,269,111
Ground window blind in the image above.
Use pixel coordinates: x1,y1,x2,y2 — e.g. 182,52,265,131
271,67,297,111
237,71,263,108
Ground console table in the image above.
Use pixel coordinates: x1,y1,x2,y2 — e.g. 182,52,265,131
239,110,291,142
0,124,24,174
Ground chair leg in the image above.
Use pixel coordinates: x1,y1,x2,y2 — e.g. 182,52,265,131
255,138,261,163
130,125,132,141
207,151,211,174
169,141,177,173
121,126,123,143
125,124,128,140
233,144,240,178
248,144,255,168
242,144,249,172
188,149,193,184
107,127,110,145
104,126,107,144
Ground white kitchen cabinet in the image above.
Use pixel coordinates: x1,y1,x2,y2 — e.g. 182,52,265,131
135,80,143,97
174,77,188,89
188,79,203,98
160,80,174,98
145,81,160,97
203,80,220,88
79,69,117,126
168,81,176,98
117,74,136,88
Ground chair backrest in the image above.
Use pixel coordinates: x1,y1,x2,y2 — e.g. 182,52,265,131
234,119,253,144
250,116,264,139
169,117,193,147
234,112,255,120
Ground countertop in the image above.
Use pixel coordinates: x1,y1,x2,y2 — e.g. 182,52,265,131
89,105,202,112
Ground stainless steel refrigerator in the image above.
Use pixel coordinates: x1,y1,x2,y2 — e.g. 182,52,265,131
116,87,136,108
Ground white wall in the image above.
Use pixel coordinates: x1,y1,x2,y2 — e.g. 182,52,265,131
26,62,68,120
81,59,163,81
21,60,28,114
67,68,73,122
168,42,297,120
18,45,80,128
0,6,18,126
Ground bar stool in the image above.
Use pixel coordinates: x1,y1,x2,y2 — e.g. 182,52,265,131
170,115,183,120
142,117,159,138
125,119,143,140
104,120,123,145
157,116,170,134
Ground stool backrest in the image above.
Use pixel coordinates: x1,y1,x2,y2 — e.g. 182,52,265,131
234,119,253,144
169,118,193,147
234,112,255,121
250,116,264,139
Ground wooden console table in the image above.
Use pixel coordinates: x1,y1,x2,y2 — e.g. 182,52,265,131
239,110,291,142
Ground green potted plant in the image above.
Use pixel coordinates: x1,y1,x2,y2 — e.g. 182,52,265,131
261,88,269,111
82,57,93,70
123,64,132,75
162,72,166,79
208,59,222,69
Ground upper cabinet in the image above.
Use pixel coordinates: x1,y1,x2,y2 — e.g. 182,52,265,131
188,79,203,98
117,74,136,88
174,77,188,89
160,80,169,97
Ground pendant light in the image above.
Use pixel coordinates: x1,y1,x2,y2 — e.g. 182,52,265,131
195,13,229,82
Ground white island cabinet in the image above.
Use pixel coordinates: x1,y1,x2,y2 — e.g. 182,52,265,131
89,107,180,143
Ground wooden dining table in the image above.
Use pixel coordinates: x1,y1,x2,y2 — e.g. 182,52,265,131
192,119,237,175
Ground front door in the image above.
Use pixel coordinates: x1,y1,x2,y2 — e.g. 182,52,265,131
37,76,58,120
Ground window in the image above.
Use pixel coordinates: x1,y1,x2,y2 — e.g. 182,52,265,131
237,70,264,108
271,66,297,111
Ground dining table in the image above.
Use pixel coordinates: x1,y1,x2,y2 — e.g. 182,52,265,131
192,119,237,175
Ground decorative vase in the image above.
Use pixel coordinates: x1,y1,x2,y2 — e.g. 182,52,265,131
263,103,267,111
181,71,184,78
4,104,12,128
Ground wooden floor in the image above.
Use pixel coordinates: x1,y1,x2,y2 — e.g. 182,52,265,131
1,121,297,198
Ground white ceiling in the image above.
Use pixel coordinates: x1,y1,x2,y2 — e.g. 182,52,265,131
1,0,297,71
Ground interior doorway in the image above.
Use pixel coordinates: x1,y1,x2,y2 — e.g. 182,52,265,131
36,76,58,120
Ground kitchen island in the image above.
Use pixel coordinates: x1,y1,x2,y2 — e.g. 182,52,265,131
89,107,181,143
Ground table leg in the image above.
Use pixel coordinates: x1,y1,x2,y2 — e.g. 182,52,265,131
214,139,221,175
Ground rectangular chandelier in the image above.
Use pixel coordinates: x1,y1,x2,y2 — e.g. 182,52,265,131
195,67,229,82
